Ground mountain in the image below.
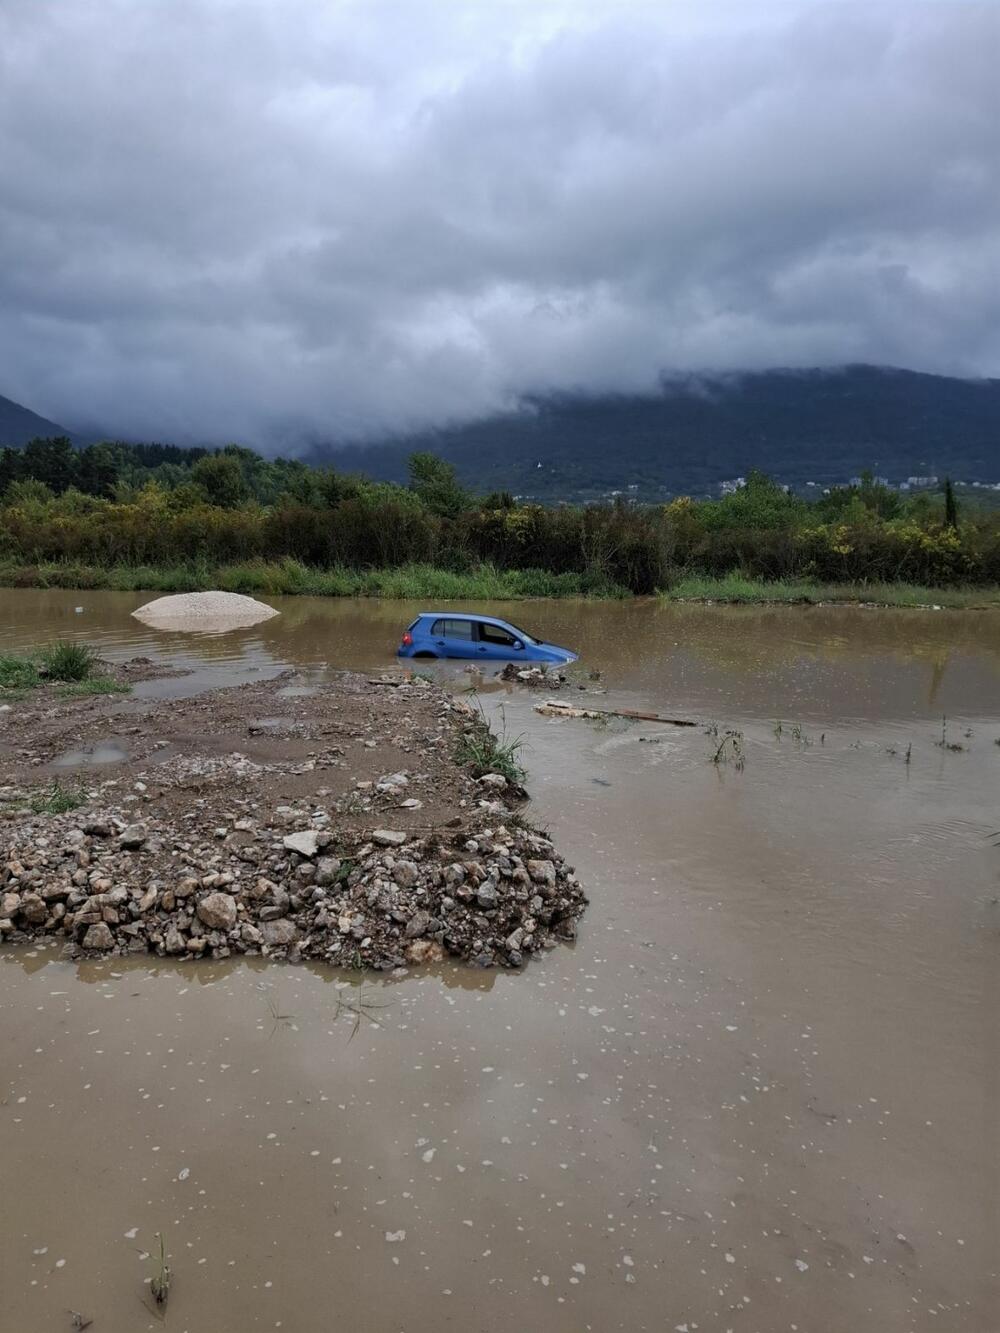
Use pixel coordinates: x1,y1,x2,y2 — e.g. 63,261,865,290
316,366,1000,499
0,392,74,447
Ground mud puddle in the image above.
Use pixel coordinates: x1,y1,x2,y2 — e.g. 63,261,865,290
1,589,998,1331
51,741,130,769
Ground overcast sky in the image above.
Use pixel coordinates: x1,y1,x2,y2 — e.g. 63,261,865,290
1,1,997,446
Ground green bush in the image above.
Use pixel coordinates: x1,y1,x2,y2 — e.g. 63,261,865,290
40,641,96,682
0,654,41,689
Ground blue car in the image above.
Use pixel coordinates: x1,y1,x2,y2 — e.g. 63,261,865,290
397,612,578,664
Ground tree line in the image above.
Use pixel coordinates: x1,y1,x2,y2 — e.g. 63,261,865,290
0,437,997,592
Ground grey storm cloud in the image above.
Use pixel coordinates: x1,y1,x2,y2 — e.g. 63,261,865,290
1,0,997,446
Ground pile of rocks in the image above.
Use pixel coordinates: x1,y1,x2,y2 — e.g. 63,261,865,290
0,796,586,970
499,663,566,688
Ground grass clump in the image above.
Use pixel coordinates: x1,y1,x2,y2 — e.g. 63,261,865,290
59,676,130,697
40,640,96,681
456,704,527,786
0,654,41,690
29,781,86,814
0,643,128,698
662,575,1000,609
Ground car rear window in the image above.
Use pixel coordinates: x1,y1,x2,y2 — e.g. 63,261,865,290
431,618,474,639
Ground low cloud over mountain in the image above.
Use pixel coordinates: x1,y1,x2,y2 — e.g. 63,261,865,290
1,1,997,446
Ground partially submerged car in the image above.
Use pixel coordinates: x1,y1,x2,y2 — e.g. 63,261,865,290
397,613,578,664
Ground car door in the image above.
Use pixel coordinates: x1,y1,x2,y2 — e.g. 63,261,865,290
474,620,523,660
430,617,477,657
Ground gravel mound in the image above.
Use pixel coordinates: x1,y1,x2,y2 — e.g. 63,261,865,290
133,590,278,629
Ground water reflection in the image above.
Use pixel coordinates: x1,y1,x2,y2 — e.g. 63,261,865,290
1,942,502,992
1,588,998,721
1,588,997,1333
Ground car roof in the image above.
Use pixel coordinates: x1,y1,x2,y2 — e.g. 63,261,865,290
417,611,513,625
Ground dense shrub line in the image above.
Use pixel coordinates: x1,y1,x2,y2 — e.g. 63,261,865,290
1,441,998,594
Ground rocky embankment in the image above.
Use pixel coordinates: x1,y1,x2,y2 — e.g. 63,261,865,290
0,671,586,968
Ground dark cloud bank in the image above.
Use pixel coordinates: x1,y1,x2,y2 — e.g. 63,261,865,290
1,1,997,447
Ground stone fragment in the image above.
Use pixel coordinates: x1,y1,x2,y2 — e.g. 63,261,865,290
392,860,419,889
404,910,431,939
82,922,115,950
118,823,147,850
19,893,47,925
527,859,557,886
405,939,445,964
315,857,342,886
283,830,320,859
196,892,237,930
262,918,299,948
164,926,186,954
372,829,407,848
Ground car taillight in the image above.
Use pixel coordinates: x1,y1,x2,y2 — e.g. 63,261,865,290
402,631,413,646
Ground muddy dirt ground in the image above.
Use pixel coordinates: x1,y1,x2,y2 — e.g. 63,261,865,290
1,670,586,968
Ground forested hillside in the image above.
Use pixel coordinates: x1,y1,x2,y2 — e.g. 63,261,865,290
318,366,1000,499
0,392,73,448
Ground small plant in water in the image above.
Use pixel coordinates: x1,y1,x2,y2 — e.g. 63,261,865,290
711,729,746,771
773,720,783,739
333,986,392,1041
935,715,965,752
149,1232,171,1309
265,993,296,1038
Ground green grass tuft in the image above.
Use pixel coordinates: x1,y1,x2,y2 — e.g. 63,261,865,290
0,559,626,600
0,654,41,690
456,705,527,786
40,640,96,681
59,677,130,697
662,575,1000,609
29,781,86,814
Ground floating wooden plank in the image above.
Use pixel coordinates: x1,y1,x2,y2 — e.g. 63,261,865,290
534,699,698,726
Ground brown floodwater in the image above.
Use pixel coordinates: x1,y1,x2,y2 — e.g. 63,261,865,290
2,588,998,1332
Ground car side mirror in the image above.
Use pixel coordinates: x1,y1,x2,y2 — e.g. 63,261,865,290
513,639,524,650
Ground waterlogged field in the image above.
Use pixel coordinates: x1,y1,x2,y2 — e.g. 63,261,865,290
1,589,998,1332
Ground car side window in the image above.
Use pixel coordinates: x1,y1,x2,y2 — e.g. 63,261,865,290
435,618,474,640
478,622,518,646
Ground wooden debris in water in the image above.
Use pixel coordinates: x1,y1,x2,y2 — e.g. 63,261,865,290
533,699,698,726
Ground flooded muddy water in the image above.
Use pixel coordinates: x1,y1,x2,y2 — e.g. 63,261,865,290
2,589,998,1331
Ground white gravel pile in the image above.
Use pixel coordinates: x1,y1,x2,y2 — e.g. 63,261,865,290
132,590,279,630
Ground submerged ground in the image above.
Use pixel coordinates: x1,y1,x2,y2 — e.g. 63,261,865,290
1,590,997,1332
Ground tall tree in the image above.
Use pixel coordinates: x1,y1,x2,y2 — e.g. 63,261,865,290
22,436,76,493
407,451,469,517
943,477,959,530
